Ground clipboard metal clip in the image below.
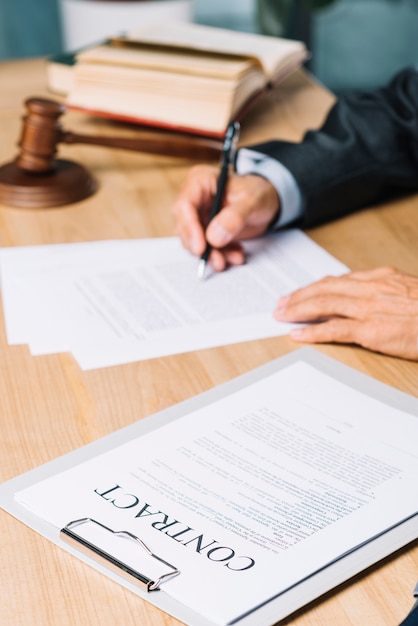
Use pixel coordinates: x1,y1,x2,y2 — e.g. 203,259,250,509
61,517,180,592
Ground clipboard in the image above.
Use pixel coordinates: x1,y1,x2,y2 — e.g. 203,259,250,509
1,348,418,626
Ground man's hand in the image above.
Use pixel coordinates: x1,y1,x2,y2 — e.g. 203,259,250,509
274,267,418,361
172,164,280,271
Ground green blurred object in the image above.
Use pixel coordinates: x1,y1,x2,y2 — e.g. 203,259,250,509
303,0,335,7
257,0,418,92
256,0,335,37
0,0,63,59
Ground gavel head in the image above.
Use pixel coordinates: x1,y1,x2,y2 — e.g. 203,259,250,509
16,97,66,173
0,96,96,208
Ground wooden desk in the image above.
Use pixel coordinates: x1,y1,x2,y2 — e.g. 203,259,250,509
0,58,417,626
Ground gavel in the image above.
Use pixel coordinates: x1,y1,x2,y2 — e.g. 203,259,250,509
0,97,224,208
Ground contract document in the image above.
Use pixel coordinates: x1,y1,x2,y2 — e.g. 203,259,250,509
1,349,417,626
0,231,347,369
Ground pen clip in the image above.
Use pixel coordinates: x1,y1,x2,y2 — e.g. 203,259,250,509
222,121,240,167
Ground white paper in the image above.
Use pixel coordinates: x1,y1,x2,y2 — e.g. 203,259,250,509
0,232,347,369
15,361,418,625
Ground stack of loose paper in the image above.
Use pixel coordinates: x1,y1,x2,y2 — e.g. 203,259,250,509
0,231,347,370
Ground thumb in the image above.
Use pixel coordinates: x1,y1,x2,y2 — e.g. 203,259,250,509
206,205,247,248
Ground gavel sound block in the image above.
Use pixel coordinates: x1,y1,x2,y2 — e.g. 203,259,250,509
0,98,223,209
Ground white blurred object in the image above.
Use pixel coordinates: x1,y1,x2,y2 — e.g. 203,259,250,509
59,0,194,50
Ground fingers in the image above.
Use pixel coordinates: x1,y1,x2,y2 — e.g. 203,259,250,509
207,243,246,272
172,165,218,256
274,267,418,361
273,276,374,323
275,273,377,314
274,270,418,322
289,316,418,361
172,167,280,271
290,318,368,346
344,266,397,281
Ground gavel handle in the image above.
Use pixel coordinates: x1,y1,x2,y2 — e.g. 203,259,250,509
61,130,223,161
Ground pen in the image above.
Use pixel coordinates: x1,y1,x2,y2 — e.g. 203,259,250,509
197,120,240,280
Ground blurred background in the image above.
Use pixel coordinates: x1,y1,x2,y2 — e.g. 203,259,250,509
0,0,417,93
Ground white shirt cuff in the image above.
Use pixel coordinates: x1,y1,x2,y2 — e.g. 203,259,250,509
235,148,304,228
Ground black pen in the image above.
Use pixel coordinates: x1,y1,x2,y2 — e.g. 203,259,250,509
197,120,240,280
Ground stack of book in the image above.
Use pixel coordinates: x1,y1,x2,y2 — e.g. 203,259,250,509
47,21,308,137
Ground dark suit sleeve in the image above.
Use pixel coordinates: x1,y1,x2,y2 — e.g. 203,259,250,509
399,600,418,626
246,67,418,228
